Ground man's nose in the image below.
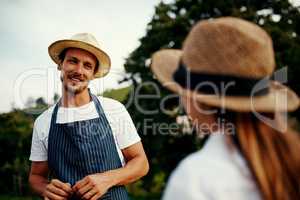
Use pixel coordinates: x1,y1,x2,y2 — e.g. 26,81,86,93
74,63,84,74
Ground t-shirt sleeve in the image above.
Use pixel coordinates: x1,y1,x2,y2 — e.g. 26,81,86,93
107,100,141,150
29,119,48,161
162,159,209,200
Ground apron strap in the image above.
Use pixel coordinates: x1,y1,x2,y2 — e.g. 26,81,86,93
50,99,60,126
90,92,105,117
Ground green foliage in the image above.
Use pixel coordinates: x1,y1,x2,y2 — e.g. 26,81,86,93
0,110,34,195
35,97,47,107
102,86,132,103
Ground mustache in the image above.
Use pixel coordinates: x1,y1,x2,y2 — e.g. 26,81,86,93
66,72,87,81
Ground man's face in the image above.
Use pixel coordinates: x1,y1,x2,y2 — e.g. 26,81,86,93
60,48,97,94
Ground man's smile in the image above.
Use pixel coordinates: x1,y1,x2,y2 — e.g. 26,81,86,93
67,74,86,83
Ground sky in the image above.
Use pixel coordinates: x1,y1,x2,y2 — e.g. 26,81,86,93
0,0,299,113
0,0,171,113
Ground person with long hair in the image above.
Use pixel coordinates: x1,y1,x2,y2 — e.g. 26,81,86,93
151,17,300,199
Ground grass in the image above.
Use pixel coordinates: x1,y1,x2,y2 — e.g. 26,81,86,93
101,86,132,102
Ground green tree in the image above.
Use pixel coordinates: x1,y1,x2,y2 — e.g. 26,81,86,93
123,0,300,198
0,94,57,196
35,97,47,107
0,110,34,195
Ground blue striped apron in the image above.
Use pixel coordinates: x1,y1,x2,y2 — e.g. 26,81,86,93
48,92,129,200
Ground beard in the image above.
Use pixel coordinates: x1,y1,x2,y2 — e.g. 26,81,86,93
61,73,89,95
64,82,88,94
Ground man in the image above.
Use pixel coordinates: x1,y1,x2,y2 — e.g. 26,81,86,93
28,33,149,200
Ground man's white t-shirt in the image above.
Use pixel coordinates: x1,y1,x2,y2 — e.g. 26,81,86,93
29,96,141,166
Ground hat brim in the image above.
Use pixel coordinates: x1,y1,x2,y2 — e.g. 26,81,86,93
48,39,111,78
151,49,300,112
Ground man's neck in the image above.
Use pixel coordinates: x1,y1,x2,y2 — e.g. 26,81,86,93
61,88,91,108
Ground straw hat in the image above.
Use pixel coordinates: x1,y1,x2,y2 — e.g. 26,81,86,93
151,17,299,112
48,33,111,78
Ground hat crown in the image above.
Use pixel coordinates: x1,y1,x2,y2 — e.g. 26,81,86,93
70,33,101,48
182,17,275,79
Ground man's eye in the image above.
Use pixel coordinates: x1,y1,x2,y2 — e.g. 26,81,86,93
84,64,92,70
68,59,76,64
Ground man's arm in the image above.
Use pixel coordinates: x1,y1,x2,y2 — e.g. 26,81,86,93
73,141,149,199
110,141,149,185
29,161,49,196
29,161,73,199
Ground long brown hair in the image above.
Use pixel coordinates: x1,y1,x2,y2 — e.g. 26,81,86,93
229,112,300,199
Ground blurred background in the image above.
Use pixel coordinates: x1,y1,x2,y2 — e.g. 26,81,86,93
0,0,300,199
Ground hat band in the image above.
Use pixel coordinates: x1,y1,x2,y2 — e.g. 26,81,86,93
173,60,270,96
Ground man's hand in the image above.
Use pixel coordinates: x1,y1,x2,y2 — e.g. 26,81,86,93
71,142,149,200
43,179,73,200
29,161,74,199
72,173,114,200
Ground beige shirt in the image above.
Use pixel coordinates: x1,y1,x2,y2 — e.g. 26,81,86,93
163,132,262,200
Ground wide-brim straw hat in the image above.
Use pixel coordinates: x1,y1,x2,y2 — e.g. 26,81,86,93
151,17,299,112
48,33,111,78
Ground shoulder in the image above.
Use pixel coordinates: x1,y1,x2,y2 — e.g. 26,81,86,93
163,152,212,199
168,149,239,189
97,96,128,114
168,146,261,199
166,151,215,193
97,96,124,106
170,151,214,183
33,105,55,132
